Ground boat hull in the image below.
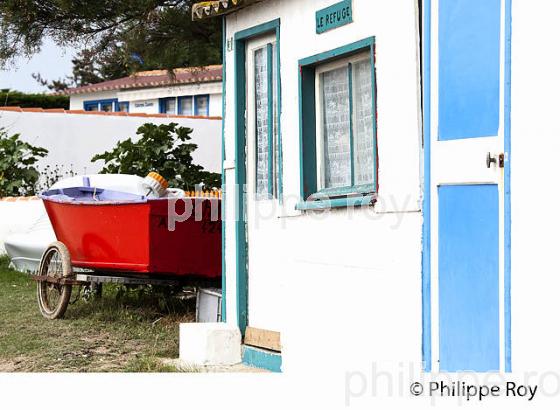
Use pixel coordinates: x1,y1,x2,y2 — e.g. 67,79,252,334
42,198,221,279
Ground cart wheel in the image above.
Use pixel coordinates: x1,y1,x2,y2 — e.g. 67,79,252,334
37,241,73,320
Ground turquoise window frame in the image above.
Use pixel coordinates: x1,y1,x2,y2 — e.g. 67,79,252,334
296,37,377,210
233,18,282,336
194,94,210,116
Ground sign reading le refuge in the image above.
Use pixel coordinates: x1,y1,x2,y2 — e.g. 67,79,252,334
316,0,353,34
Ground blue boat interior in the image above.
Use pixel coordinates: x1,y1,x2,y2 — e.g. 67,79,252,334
41,187,145,203
41,177,146,203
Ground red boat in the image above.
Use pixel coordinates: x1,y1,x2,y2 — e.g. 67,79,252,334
33,176,221,320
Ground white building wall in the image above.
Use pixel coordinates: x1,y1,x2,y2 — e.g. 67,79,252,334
511,0,560,373
208,93,222,117
118,81,221,101
128,99,160,114
69,81,223,116
0,111,222,177
223,0,423,374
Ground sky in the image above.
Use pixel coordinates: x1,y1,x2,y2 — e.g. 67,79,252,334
0,38,75,93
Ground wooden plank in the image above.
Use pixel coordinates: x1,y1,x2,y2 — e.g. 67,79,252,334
244,327,281,352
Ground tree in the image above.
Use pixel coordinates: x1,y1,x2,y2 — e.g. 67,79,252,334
91,123,220,190
0,1,222,86
0,128,48,196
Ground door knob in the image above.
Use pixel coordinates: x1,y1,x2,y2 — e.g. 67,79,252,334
486,152,505,168
486,152,497,168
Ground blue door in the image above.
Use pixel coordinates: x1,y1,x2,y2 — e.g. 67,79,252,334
425,0,511,372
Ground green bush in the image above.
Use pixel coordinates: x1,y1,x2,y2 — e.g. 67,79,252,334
92,123,221,190
0,128,48,196
0,89,69,109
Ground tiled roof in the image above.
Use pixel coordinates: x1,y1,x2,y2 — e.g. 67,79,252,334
62,65,222,95
0,106,222,120
192,0,267,20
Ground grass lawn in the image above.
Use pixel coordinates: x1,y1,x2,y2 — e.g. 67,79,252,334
0,256,195,372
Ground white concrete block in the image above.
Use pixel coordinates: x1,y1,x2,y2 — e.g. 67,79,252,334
179,323,242,366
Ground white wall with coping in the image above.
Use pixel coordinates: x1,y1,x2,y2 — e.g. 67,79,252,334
0,110,222,177
510,0,560,373
222,0,423,374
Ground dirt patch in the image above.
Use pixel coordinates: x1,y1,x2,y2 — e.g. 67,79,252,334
0,357,25,372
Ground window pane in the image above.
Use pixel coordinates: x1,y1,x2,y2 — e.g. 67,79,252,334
254,47,269,198
179,97,193,115
321,66,351,189
195,95,209,116
85,104,98,112
118,102,129,112
352,59,374,186
165,99,176,114
100,102,113,112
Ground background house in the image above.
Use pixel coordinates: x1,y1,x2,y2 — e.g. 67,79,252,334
65,65,223,117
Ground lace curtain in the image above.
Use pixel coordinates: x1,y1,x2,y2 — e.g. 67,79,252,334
321,66,351,189
254,47,269,197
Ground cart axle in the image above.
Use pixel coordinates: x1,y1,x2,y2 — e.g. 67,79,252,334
31,275,83,286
